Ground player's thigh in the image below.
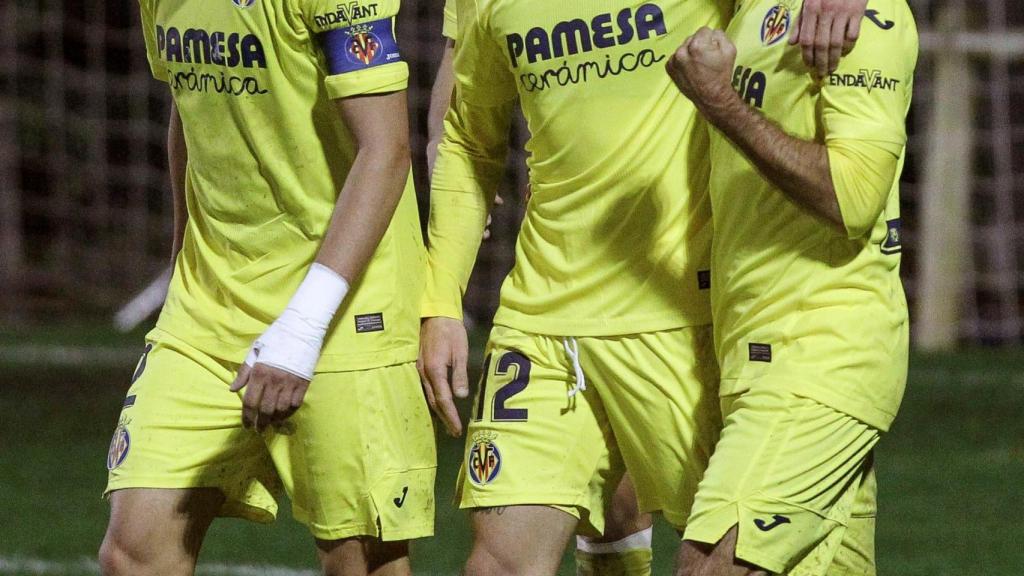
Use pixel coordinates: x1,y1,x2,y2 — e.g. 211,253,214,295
101,488,224,575
105,337,279,523
316,537,411,576
268,362,437,543
590,472,653,543
467,505,578,576
676,527,770,576
684,386,878,575
459,326,624,536
583,325,721,530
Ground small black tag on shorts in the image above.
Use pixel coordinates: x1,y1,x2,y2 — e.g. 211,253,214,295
697,270,711,290
355,313,385,333
748,343,772,363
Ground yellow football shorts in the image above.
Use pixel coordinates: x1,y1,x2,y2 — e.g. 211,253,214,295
104,330,436,542
684,386,880,575
457,324,721,535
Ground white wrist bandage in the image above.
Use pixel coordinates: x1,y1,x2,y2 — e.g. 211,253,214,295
244,263,350,381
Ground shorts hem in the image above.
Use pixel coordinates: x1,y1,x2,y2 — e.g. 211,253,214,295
684,502,800,575
459,491,586,517
104,478,276,524
301,520,434,542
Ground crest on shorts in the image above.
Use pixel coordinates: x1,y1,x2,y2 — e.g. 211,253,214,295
232,0,258,9
467,432,502,485
106,417,131,471
761,4,791,46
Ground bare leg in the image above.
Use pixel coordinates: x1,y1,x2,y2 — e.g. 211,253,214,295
465,505,578,576
676,527,770,576
316,537,411,576
575,473,654,575
99,488,224,576
587,473,652,543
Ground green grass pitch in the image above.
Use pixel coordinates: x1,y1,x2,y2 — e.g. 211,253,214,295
1,325,1022,574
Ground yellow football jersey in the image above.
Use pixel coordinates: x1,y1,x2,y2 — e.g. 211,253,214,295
710,0,917,430
138,0,424,372
425,0,733,336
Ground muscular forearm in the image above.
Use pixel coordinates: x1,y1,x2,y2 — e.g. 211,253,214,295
316,144,411,283
167,101,188,264
702,94,844,231
427,39,456,176
315,91,412,284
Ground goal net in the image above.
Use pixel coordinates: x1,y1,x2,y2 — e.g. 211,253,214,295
1,0,1021,347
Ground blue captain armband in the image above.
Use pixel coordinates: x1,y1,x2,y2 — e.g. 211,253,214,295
320,18,403,75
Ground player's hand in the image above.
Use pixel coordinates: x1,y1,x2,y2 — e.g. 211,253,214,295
231,361,310,432
417,316,470,437
230,312,326,431
789,0,867,78
666,28,737,118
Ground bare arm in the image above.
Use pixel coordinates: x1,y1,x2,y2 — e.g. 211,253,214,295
668,29,844,229
668,28,903,237
167,100,188,264
694,79,843,230
231,90,413,431
426,39,456,176
317,91,411,281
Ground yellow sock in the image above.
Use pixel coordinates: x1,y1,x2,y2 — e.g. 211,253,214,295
575,528,653,576
575,547,653,576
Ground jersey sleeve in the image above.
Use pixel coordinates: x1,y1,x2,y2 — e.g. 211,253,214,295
442,0,458,39
137,0,167,82
295,0,408,99
820,0,918,146
821,0,918,237
421,0,517,319
452,0,517,107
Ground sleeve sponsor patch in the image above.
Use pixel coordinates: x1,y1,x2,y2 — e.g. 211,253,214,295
320,18,401,75
881,218,902,254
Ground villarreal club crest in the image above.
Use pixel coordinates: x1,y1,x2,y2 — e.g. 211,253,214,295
761,3,792,46
467,432,502,486
107,417,131,471
345,24,383,67
232,0,258,8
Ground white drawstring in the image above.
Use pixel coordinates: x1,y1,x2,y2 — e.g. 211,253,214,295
563,337,587,397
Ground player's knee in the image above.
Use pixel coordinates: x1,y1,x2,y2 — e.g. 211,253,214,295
317,537,410,576
464,546,517,576
675,533,768,576
674,539,723,576
98,533,143,576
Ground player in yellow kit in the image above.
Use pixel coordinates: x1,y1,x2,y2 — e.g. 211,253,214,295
98,1,434,575
666,0,916,573
425,4,656,575
418,0,872,574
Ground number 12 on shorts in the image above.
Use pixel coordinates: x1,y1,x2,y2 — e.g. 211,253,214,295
473,351,531,422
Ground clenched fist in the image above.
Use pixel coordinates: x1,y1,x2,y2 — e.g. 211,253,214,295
666,27,737,118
